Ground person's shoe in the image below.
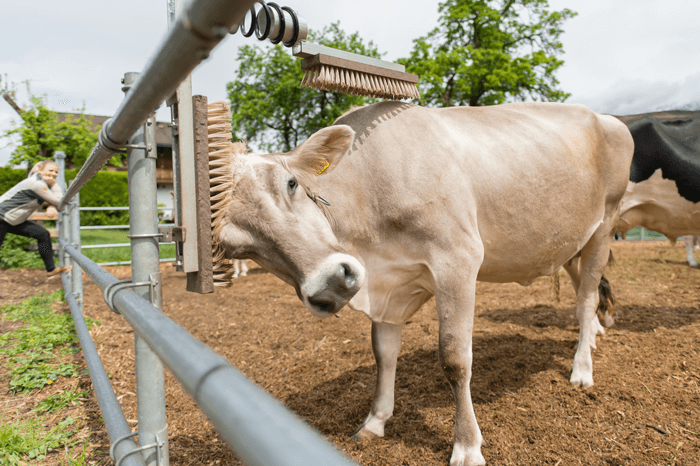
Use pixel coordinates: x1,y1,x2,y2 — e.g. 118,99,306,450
47,265,72,279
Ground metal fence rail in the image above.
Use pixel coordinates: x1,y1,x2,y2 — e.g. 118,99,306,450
59,241,356,466
58,0,256,210
61,271,146,466
48,0,360,463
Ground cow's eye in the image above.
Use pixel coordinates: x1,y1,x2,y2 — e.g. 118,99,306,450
288,178,298,195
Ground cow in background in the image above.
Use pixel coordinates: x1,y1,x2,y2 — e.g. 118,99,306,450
683,235,700,268
233,259,248,278
613,110,700,250
581,110,700,329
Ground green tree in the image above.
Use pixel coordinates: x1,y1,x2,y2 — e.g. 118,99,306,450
227,22,380,152
1,82,119,170
400,0,576,107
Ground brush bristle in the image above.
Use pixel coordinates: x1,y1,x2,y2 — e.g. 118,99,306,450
300,65,419,100
207,100,244,288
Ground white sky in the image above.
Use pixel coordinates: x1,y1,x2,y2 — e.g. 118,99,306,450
2,0,699,166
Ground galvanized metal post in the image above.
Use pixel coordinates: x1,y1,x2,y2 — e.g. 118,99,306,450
123,72,169,466
69,185,83,313
54,151,68,265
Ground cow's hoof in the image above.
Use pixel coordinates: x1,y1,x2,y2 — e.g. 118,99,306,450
449,448,486,466
570,373,594,388
352,427,380,441
603,314,615,327
240,272,248,277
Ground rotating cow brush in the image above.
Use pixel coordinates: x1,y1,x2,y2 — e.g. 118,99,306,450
207,100,247,288
236,2,420,100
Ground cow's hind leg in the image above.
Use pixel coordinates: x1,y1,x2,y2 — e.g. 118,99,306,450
354,321,402,439
563,258,606,348
569,230,613,388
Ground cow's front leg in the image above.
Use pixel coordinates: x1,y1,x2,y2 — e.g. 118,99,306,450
436,270,485,466
354,321,402,439
684,236,699,268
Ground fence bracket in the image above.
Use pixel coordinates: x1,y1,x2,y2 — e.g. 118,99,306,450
110,426,168,466
103,274,161,314
158,226,186,243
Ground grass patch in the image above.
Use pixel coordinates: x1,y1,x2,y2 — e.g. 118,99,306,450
80,229,175,264
0,291,98,464
0,235,44,269
0,416,79,465
0,290,91,393
35,388,89,414
1,227,176,269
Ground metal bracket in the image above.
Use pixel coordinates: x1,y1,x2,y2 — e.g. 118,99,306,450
115,117,156,157
123,143,153,153
110,425,168,466
103,272,161,314
158,226,186,243
127,233,164,240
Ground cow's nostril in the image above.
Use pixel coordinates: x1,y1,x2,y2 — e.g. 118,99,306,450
340,263,357,288
309,298,334,314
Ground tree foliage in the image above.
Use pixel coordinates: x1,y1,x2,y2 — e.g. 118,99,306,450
227,22,380,152
0,82,120,170
400,0,576,107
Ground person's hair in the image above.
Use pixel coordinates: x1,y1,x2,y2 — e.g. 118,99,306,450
28,160,59,178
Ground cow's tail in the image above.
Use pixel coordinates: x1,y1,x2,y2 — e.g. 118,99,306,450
597,250,616,327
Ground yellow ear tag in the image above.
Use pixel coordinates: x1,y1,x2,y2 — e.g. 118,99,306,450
317,158,330,175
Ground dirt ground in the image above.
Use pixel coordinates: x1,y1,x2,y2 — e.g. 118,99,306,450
1,240,699,465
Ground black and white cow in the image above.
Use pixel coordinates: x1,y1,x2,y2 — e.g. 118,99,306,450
613,110,700,261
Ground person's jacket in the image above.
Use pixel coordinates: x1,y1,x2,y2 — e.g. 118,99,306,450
0,173,63,225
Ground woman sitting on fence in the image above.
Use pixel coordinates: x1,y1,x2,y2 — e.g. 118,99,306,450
0,160,72,278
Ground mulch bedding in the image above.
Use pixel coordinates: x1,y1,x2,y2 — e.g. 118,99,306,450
1,240,699,465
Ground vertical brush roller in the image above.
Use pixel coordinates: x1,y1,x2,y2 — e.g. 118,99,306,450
207,101,246,288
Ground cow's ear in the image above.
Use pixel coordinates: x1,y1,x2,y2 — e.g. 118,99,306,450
288,125,354,176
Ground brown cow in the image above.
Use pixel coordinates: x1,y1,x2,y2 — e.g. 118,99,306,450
215,101,634,465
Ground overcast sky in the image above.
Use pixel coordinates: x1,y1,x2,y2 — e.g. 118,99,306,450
2,0,699,166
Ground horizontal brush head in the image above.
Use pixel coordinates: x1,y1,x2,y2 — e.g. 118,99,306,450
300,53,419,100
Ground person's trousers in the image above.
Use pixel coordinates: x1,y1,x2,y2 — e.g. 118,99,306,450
0,219,56,271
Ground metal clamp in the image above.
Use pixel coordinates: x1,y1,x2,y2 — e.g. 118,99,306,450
103,279,151,314
110,428,168,466
158,226,185,243
102,116,155,156
123,143,153,154
127,233,164,240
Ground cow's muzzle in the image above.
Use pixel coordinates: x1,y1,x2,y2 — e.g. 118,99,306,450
301,254,365,317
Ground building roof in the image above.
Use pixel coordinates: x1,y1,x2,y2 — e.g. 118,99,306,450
56,112,173,147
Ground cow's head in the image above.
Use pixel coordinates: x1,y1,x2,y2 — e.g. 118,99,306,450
214,125,365,317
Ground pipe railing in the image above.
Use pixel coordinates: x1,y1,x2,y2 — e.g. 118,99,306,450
58,0,256,209
58,241,357,466
61,272,146,466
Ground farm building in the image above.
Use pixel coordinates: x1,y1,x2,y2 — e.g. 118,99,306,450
57,111,176,218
